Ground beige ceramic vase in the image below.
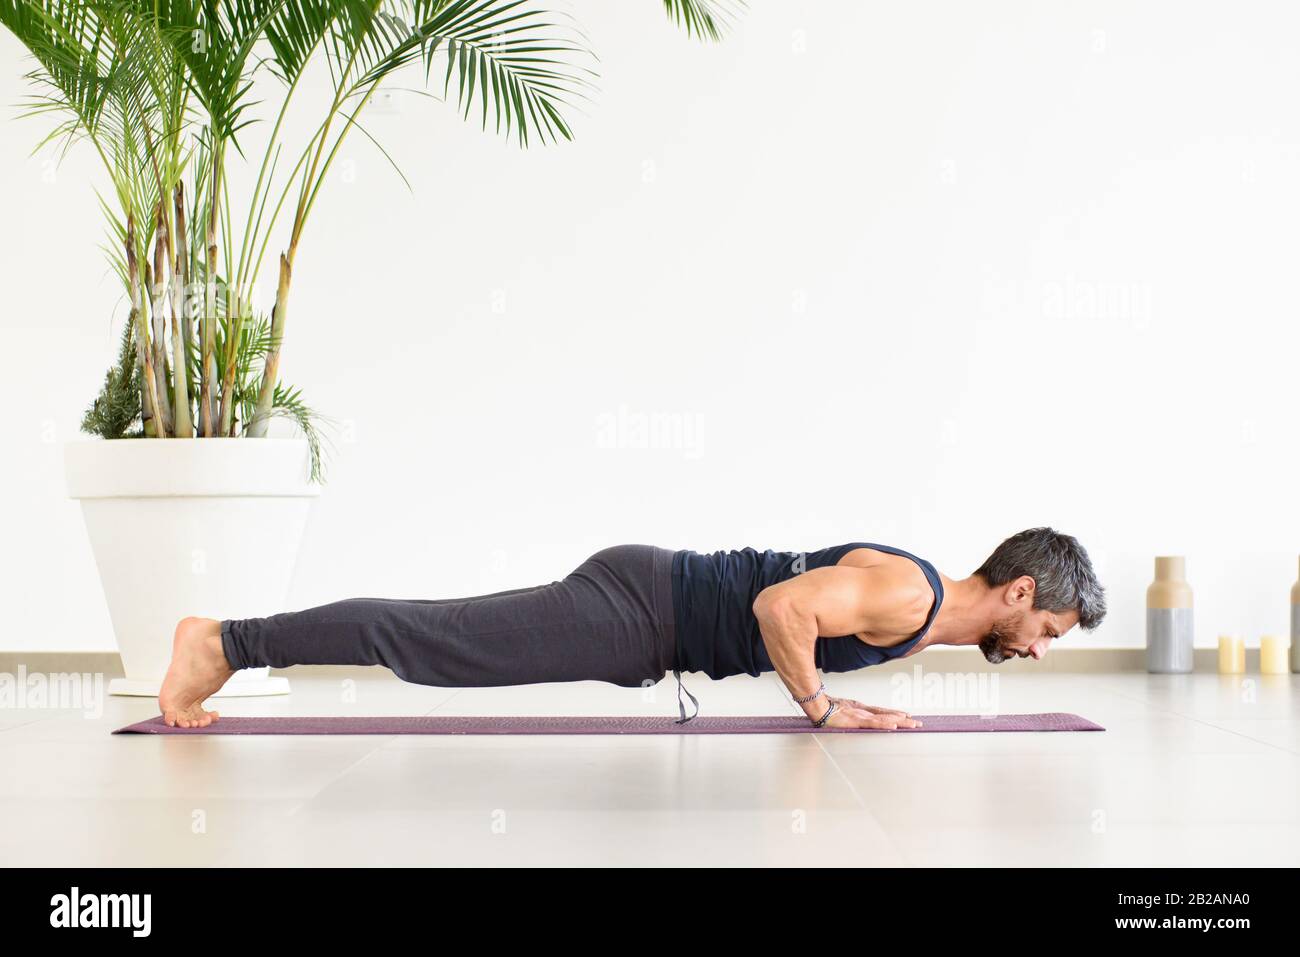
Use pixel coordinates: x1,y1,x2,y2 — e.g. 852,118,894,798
1147,556,1193,674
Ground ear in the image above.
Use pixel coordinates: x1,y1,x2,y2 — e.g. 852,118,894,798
1004,575,1036,606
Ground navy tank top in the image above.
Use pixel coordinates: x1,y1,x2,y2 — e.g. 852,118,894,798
670,543,945,680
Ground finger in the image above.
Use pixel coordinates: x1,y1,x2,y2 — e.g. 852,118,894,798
880,714,923,729
841,709,899,731
842,709,923,731
864,705,911,717
864,712,924,730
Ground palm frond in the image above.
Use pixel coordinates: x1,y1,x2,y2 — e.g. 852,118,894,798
339,0,596,148
661,0,741,42
150,0,284,143
259,383,331,482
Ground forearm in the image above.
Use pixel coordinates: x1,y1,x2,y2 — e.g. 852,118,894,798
753,596,829,722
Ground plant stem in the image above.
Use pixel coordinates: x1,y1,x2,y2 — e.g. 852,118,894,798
200,139,222,438
234,43,319,295
247,252,292,438
148,205,174,436
249,71,383,438
170,183,194,437
218,173,242,436
127,215,166,439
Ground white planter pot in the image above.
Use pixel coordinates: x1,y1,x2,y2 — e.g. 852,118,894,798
65,438,319,697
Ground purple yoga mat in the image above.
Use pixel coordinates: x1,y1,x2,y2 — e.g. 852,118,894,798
113,712,1104,735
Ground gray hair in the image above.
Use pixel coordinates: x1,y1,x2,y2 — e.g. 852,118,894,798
973,528,1106,630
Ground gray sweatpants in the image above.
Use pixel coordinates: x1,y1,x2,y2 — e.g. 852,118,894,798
221,545,679,690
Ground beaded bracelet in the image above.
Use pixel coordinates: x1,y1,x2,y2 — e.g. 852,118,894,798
792,682,826,705
813,700,838,728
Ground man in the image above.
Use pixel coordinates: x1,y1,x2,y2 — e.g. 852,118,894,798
159,527,1106,730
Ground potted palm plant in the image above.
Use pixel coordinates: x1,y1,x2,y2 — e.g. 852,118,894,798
2,0,736,695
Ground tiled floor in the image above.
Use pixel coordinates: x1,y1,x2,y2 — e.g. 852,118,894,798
2,669,1297,866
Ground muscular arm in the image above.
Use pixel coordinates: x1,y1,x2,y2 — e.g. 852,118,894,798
751,565,925,729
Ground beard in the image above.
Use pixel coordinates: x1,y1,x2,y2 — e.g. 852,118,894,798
979,612,1025,664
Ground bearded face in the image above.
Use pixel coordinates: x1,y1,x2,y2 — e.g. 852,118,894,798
978,610,1029,664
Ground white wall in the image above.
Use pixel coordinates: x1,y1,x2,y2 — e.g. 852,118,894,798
3,1,1299,652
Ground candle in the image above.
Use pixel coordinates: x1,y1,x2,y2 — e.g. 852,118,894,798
1291,557,1300,673
1218,634,1245,674
1260,635,1289,675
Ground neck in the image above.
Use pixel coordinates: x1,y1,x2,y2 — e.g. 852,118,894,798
917,574,996,649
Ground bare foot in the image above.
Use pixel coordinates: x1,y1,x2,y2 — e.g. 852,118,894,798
159,617,234,728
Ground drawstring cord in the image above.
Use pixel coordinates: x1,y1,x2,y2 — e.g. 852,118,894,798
673,668,699,724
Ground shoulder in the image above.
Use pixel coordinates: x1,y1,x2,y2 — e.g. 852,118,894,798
837,547,928,586
837,550,933,629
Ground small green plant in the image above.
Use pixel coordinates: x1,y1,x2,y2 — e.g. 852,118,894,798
81,321,143,440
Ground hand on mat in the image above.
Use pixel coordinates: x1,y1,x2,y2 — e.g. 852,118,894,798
822,699,922,730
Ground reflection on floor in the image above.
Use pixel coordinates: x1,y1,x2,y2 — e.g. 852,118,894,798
2,667,1297,866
